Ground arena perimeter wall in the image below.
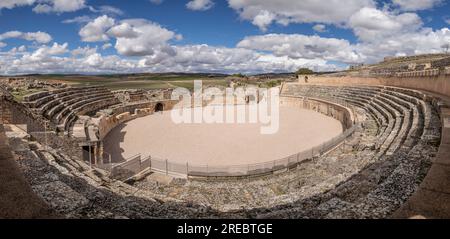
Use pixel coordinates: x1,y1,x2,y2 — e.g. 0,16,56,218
280,96,354,131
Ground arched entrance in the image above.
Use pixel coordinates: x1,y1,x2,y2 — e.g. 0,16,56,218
155,102,164,112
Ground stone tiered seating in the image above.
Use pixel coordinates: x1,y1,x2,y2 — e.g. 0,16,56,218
6,128,215,219
258,83,442,218
23,86,120,133
5,82,445,219
309,86,421,154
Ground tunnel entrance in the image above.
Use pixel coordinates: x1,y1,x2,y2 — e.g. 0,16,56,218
155,103,164,112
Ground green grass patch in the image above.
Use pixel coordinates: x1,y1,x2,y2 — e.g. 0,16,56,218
11,88,42,102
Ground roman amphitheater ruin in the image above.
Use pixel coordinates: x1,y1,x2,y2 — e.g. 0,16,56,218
1,54,450,219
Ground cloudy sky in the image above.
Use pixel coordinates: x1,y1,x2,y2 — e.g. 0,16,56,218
0,0,449,75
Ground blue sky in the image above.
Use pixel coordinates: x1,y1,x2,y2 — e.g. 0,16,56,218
0,0,449,75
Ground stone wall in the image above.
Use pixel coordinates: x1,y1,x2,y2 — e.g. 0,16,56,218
97,100,178,141
0,96,46,132
301,75,450,99
0,98,12,124
30,132,83,160
280,96,354,130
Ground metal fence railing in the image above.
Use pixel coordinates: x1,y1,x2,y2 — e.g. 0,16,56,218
104,124,357,180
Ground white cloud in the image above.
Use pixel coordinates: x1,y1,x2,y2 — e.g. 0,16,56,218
84,53,103,66
79,15,115,42
108,19,179,56
139,44,341,73
102,43,112,50
0,31,52,44
392,0,442,11
175,34,183,41
2,42,134,75
107,23,140,38
79,17,181,57
251,10,275,32
228,0,375,31
41,42,68,54
62,15,92,24
71,46,97,57
0,0,87,13
89,5,124,16
313,24,327,32
0,42,6,48
9,45,27,53
22,42,68,62
0,39,344,75
186,0,214,11
0,0,35,10
445,18,450,25
349,7,422,42
237,34,364,64
355,27,450,62
32,0,86,14
22,31,53,43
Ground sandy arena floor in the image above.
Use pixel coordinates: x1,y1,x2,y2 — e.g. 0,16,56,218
103,106,343,166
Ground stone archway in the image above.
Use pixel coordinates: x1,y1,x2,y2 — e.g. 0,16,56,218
155,102,164,112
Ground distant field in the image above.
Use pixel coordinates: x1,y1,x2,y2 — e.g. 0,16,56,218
34,74,229,91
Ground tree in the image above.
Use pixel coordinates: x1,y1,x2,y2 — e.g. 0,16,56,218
231,73,246,78
295,68,314,75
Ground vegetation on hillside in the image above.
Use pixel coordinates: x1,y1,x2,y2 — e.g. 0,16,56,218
295,68,315,75
231,73,246,78
259,79,282,88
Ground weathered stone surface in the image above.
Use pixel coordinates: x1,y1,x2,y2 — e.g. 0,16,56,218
0,124,57,219
420,164,450,194
393,188,450,219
